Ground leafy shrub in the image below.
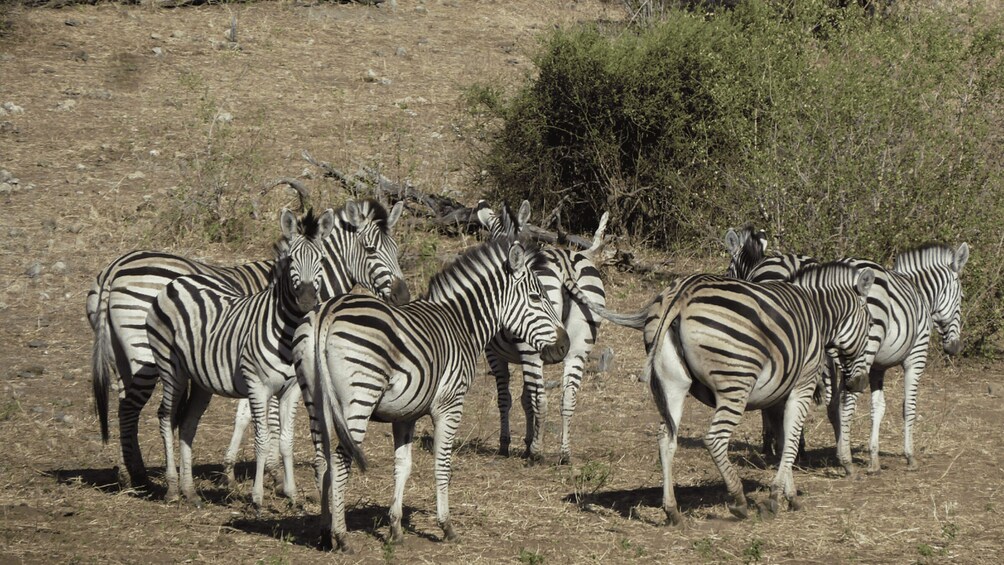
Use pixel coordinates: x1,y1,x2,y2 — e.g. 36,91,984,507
472,0,1004,353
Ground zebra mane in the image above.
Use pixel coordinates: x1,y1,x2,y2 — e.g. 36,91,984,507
737,224,766,263
424,239,545,299
298,208,323,239
336,199,391,234
893,243,956,271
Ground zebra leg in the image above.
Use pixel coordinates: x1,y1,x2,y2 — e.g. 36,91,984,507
265,395,284,491
247,384,273,511
156,367,185,503
389,420,416,544
761,411,777,461
118,367,158,489
327,444,354,553
177,386,213,507
704,392,753,519
557,352,587,466
867,369,887,474
769,382,815,515
650,343,692,526
276,384,301,504
431,408,464,542
902,360,927,471
829,389,859,478
485,350,512,457
519,357,547,462
223,399,251,487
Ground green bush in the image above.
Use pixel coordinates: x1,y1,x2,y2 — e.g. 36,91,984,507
472,0,1004,353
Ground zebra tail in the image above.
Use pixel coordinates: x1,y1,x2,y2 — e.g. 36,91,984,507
563,277,652,331
314,310,368,472
641,283,689,425
90,276,116,443
581,211,609,260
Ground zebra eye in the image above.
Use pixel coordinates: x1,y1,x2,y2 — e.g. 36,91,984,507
529,293,542,303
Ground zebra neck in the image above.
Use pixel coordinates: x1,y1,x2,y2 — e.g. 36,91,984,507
427,282,504,348
273,274,309,339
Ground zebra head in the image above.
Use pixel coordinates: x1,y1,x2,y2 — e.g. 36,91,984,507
894,242,969,355
501,242,569,360
724,225,767,280
476,199,530,241
278,207,336,314
794,263,875,394
336,199,411,306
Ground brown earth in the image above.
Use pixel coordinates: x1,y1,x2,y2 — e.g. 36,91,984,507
1,1,1002,563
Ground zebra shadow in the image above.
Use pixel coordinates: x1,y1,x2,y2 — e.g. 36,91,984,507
49,464,252,505
563,478,767,522
227,503,438,550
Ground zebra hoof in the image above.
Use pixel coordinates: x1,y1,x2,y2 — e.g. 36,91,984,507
866,465,882,476
664,507,683,526
557,453,572,466
906,457,919,471
390,524,404,544
498,446,510,457
728,501,750,520
441,521,458,542
788,497,803,512
755,498,778,519
332,533,353,554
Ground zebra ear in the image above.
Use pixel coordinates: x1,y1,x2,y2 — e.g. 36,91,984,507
344,200,363,229
280,208,297,239
756,230,768,254
724,228,740,254
517,200,531,227
387,201,405,230
475,200,496,230
855,268,875,299
507,242,527,278
953,242,969,273
317,209,336,240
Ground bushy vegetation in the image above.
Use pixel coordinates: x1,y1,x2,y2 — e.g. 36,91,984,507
470,1,1004,353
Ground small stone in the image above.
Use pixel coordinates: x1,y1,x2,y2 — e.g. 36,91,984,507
62,373,75,381
42,218,56,230
2,102,24,114
126,171,145,180
24,263,42,278
67,223,82,234
395,46,407,57
150,33,163,40
0,170,12,182
72,50,89,62
52,261,67,273
988,383,999,397
64,18,80,26
76,163,87,171
415,5,427,14
19,366,44,378
0,182,12,195
149,149,160,157
215,112,233,124
170,30,185,39
56,413,75,425
86,89,112,101
27,340,47,349
152,47,164,57
0,121,16,134
56,99,77,111
31,406,46,414
364,69,378,83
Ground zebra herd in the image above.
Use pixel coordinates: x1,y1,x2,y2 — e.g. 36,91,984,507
85,200,968,551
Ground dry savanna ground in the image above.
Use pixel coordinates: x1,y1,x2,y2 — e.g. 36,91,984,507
1,1,1003,563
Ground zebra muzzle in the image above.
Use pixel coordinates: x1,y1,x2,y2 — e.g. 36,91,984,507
539,327,570,364
845,371,869,394
388,278,411,305
943,338,961,356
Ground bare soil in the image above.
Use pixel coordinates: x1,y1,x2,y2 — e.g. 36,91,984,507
1,2,1002,563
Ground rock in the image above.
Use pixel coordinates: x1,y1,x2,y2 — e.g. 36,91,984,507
0,182,12,195
415,5,427,14
62,373,75,381
86,89,112,101
24,263,42,278
52,261,67,274
18,366,44,378
170,30,185,39
0,170,11,182
27,340,47,349
67,223,83,234
150,33,163,40
72,50,89,62
152,47,164,57
364,69,379,83
0,121,16,134
56,413,75,425
215,112,233,124
64,19,80,26
126,171,145,180
988,383,999,397
56,99,77,111
395,46,407,57
1,102,25,115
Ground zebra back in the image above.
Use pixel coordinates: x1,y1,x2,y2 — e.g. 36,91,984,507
893,242,969,354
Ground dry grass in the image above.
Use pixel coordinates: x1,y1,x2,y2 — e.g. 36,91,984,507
1,1,1003,563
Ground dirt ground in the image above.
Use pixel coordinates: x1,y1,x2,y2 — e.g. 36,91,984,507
1,1,1003,563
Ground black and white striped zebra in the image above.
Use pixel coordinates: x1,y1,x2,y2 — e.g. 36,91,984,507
87,199,409,489
293,238,569,552
145,209,332,508
476,200,607,464
726,228,970,474
583,263,875,522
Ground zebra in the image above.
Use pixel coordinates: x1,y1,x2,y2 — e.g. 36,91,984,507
476,200,607,464
726,228,970,474
145,208,331,508
580,263,875,523
87,199,409,490
293,238,569,552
